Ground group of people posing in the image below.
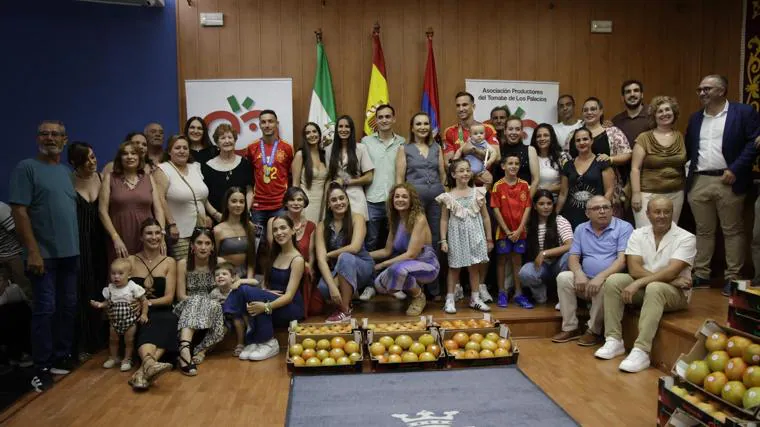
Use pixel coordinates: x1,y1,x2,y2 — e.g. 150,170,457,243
3,73,760,393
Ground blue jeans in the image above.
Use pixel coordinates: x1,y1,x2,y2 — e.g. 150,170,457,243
29,256,80,368
518,252,569,304
251,208,286,240
222,286,303,344
365,202,387,252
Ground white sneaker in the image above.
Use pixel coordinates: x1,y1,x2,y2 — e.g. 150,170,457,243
619,348,651,373
102,358,120,369
479,284,494,303
239,343,259,360
393,291,407,300
359,287,376,301
554,302,560,311
120,359,133,372
594,337,626,360
248,338,280,361
444,295,457,314
469,295,491,312
454,284,464,301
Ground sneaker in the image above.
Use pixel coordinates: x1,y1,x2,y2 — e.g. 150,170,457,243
50,356,75,375
722,281,733,297
393,291,407,300
359,287,376,301
31,368,54,393
497,291,508,308
406,292,427,316
479,284,494,303
102,358,120,369
248,338,280,361
325,309,351,323
692,276,711,289
444,295,456,314
469,296,491,312
594,337,626,359
514,294,534,309
554,302,560,311
618,348,651,373
454,283,464,301
120,359,133,372
239,343,259,361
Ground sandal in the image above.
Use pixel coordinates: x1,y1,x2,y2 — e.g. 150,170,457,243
233,344,245,357
192,351,206,365
177,340,198,376
128,368,149,391
142,355,173,385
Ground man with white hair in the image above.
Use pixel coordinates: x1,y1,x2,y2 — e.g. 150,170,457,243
595,196,695,372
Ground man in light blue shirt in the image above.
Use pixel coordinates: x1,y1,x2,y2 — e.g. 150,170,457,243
10,120,80,392
552,196,632,347
359,104,405,302
362,104,405,251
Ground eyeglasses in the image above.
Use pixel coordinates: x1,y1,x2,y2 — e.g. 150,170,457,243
38,131,64,137
587,205,612,212
696,86,715,94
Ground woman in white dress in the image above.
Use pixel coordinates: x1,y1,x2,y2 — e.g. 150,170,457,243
325,116,374,221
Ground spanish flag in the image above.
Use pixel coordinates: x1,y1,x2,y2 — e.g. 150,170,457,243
364,28,389,135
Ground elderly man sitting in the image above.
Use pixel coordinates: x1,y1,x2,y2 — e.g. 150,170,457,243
595,196,696,372
552,196,633,346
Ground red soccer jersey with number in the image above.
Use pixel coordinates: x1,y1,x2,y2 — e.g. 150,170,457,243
244,139,293,211
490,177,531,240
442,123,499,155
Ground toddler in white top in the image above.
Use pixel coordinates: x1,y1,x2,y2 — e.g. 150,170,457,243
90,259,148,372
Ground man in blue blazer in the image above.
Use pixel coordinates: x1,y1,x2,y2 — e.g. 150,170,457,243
685,74,759,296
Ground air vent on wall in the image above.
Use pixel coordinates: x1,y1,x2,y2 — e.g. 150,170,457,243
77,0,165,6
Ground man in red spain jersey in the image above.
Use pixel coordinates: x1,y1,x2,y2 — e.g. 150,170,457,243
443,91,500,171
244,110,293,238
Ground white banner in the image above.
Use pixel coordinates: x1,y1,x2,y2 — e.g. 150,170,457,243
465,79,560,144
185,78,293,149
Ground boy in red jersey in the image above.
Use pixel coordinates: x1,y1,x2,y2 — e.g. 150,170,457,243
491,154,532,309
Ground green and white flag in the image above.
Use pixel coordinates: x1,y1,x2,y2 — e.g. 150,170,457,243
308,41,337,143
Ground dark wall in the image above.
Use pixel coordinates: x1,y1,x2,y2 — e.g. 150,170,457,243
0,0,179,199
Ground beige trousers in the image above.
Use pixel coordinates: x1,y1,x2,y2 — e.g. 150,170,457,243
602,273,688,352
557,271,605,334
687,175,746,280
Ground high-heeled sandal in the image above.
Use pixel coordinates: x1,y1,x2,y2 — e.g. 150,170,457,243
128,368,149,391
177,340,198,376
192,351,206,365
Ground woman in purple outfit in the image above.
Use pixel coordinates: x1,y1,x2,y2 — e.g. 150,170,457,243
370,183,440,316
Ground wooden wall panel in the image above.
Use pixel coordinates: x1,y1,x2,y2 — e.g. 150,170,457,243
176,0,744,141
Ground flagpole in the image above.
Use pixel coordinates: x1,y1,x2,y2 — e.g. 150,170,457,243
315,28,322,43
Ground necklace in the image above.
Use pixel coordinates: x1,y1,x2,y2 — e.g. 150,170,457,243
123,175,139,190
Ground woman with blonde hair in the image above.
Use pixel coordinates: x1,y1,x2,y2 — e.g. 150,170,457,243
370,183,439,316
630,96,686,227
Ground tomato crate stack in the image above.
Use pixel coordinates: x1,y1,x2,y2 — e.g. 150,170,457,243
657,320,760,426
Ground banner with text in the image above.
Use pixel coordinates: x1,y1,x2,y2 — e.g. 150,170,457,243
465,79,560,144
185,78,294,149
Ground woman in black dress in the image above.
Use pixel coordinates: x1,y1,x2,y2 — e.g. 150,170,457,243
556,127,615,230
127,218,177,390
68,142,107,361
185,116,218,164
201,123,253,223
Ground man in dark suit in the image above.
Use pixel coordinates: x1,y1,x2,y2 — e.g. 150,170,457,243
685,75,759,296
